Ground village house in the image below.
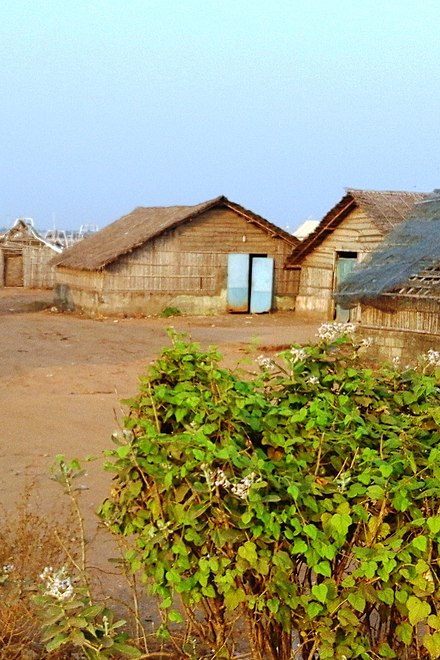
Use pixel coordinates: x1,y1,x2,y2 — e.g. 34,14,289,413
335,189,440,362
0,218,62,288
51,196,300,316
285,189,426,321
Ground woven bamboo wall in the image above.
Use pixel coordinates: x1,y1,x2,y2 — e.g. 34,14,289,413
55,207,299,316
0,244,56,289
357,300,440,363
295,207,384,318
23,246,57,288
361,300,440,335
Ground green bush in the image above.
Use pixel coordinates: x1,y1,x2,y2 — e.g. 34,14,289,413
99,329,440,659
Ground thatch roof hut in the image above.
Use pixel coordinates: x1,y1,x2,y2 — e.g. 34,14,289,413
285,188,426,321
336,190,440,309
335,190,440,360
0,218,61,288
52,196,299,316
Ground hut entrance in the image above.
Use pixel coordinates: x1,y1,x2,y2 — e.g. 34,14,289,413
4,252,24,287
227,253,274,313
334,251,357,321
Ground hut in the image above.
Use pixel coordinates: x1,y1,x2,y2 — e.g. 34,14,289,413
0,218,62,288
51,196,300,316
285,189,426,321
335,190,440,361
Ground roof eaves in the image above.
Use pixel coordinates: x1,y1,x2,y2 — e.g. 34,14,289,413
286,194,356,266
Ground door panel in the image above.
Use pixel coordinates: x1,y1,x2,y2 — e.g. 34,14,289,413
227,253,250,312
250,257,274,313
5,254,24,287
334,255,357,321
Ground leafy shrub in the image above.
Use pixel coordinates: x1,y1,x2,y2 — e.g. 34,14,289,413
99,329,440,659
0,488,78,658
160,306,182,318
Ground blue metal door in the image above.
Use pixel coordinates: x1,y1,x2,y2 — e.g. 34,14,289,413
250,257,274,313
227,253,250,312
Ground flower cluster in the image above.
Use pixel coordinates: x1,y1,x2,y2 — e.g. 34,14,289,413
208,468,259,500
290,347,307,363
2,563,15,574
307,375,319,385
424,349,440,368
40,566,75,602
317,322,356,342
256,355,276,370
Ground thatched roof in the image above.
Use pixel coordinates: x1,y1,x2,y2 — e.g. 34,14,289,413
51,196,298,271
1,218,62,253
286,188,427,267
335,190,440,308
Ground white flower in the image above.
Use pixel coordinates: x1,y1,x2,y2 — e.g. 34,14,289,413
2,563,15,574
290,347,307,363
40,566,75,602
317,322,356,342
307,376,319,385
426,349,440,367
256,355,276,370
208,469,260,500
392,355,401,367
336,472,351,492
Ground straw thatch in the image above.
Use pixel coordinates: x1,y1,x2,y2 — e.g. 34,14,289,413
52,196,298,272
286,188,426,266
335,190,440,308
1,219,62,253
0,219,61,288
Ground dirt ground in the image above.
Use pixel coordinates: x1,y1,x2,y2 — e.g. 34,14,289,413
0,287,319,606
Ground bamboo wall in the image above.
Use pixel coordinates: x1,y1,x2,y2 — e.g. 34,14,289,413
23,245,57,288
0,244,56,289
356,300,440,363
295,207,384,319
54,207,299,316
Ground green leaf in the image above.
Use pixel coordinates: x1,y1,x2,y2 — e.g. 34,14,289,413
411,535,427,552
112,641,142,658
168,609,184,623
367,485,385,501
307,601,322,618
407,595,431,625
45,633,68,652
395,622,412,646
378,642,397,657
428,615,440,631
291,539,308,554
81,605,105,618
303,524,318,540
224,587,247,611
267,598,279,614
315,561,332,577
423,632,440,659
378,587,394,605
329,513,352,538
312,583,328,604
347,592,366,613
237,541,258,567
427,516,440,535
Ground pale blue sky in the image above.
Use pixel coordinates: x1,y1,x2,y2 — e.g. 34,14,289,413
1,0,440,232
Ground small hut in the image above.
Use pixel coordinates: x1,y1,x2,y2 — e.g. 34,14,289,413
0,219,62,288
335,190,440,361
51,196,299,316
285,189,426,321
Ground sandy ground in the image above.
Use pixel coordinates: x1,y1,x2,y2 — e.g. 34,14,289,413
0,288,319,606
